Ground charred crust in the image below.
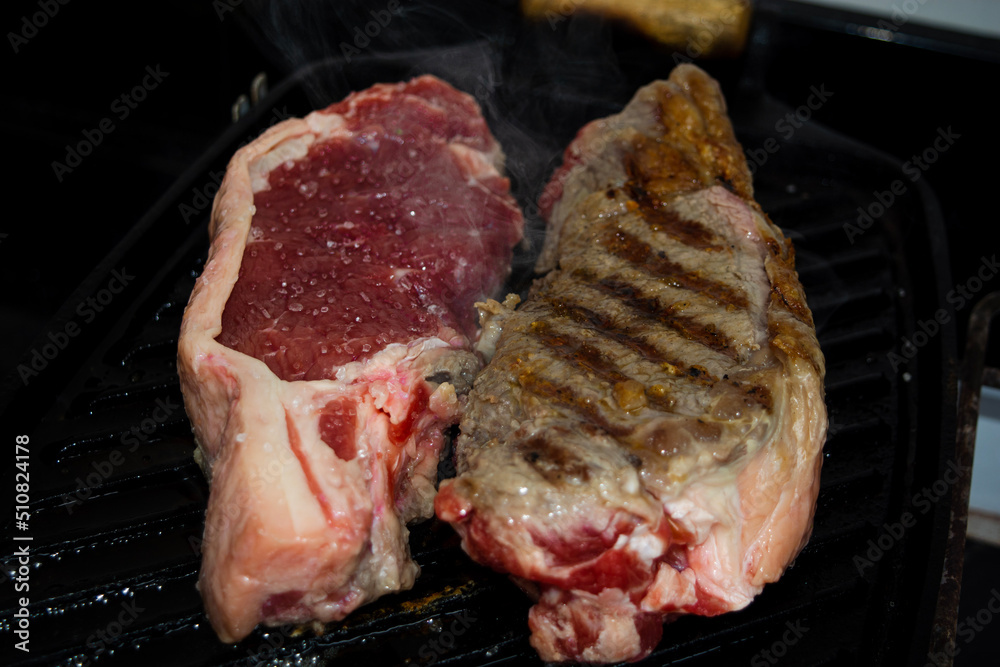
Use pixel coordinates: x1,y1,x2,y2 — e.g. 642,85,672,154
599,228,746,308
644,68,755,203
517,371,633,438
624,154,725,252
718,375,773,411
544,297,703,386
770,280,814,328
547,299,655,358
425,371,452,385
523,320,674,413
741,383,773,411
768,320,824,375
518,434,593,483
584,276,738,359
717,176,737,193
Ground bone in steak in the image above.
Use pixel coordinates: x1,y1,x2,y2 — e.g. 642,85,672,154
178,75,523,643
435,64,827,663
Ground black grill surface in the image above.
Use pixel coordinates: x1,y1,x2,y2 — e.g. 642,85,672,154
2,38,958,667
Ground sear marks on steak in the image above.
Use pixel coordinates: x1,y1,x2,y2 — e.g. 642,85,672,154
178,75,523,643
435,64,827,663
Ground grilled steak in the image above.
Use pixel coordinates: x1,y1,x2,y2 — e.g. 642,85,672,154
178,75,523,643
435,64,827,663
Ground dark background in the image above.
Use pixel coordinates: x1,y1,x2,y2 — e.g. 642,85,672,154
3,0,998,664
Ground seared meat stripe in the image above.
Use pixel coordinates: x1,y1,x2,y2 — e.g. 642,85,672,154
436,64,827,663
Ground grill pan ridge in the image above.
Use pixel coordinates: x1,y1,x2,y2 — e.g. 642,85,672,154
1,48,957,666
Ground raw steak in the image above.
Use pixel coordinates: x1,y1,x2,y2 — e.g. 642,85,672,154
435,64,827,663
178,75,523,643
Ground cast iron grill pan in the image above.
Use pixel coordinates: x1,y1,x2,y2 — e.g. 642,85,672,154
1,47,956,666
